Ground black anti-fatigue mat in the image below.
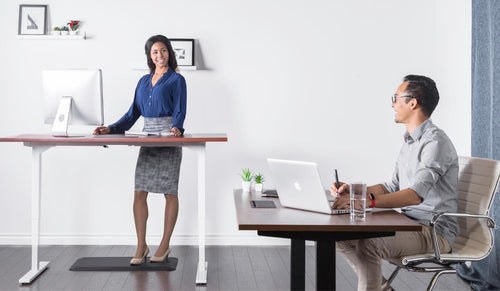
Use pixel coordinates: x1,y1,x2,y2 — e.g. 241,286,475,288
69,257,178,271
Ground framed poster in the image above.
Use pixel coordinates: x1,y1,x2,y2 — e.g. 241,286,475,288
18,5,47,35
170,39,195,66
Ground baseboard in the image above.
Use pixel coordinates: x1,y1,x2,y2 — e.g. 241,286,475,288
0,232,292,246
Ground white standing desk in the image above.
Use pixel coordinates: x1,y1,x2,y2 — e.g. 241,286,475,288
0,133,228,285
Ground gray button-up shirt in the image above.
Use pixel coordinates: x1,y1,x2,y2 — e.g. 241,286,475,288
383,118,459,246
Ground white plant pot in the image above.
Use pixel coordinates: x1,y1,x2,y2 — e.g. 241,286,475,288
242,181,251,192
254,183,263,192
51,30,61,35
69,30,79,35
61,31,69,35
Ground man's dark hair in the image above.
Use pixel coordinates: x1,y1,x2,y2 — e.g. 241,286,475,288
145,35,178,73
403,75,439,117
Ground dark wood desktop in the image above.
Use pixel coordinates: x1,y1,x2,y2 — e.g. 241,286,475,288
234,190,422,291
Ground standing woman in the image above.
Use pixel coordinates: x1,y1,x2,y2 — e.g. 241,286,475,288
94,35,187,265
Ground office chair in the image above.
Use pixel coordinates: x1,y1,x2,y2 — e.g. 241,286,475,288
384,156,500,291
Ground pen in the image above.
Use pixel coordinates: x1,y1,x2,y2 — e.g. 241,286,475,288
335,169,340,189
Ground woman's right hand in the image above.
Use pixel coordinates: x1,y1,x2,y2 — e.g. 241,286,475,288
330,181,349,198
93,126,110,135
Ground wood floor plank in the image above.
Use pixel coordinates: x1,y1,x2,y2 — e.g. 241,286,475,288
0,245,22,285
434,273,470,290
119,245,180,291
335,249,358,290
217,246,238,290
58,245,100,290
101,245,131,290
263,246,289,290
380,260,415,290
179,245,199,291
305,243,317,290
334,255,356,291
163,245,184,290
233,246,258,290
247,246,278,290
0,245,473,291
67,245,112,290
1,246,34,290
276,244,318,290
205,245,220,291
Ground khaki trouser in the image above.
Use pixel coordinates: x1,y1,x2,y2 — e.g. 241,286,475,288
336,225,451,291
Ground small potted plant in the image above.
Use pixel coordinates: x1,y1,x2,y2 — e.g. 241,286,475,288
68,20,80,35
239,168,254,192
51,26,61,35
60,26,69,35
254,173,265,192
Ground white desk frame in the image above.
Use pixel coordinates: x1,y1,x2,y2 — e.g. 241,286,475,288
2,134,227,285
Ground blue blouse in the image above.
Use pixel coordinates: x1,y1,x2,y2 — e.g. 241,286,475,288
108,68,187,133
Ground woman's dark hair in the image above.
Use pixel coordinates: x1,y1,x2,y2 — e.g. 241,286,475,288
403,75,440,117
145,35,178,73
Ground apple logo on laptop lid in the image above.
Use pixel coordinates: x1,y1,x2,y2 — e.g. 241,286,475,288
294,181,302,191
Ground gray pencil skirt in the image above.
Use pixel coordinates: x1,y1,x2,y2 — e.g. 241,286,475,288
134,116,182,194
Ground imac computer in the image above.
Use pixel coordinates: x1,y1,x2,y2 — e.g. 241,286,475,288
42,69,104,137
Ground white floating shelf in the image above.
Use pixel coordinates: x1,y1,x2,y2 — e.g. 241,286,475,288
132,66,198,71
16,34,86,40
179,66,198,71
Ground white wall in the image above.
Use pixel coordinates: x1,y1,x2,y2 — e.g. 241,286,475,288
0,0,471,245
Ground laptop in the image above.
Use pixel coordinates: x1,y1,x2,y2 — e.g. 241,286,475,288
267,158,350,215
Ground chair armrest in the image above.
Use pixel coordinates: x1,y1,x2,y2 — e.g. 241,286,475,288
428,212,497,261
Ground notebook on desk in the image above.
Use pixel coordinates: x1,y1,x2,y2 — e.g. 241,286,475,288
267,158,350,215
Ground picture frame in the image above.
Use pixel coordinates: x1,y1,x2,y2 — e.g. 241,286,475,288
170,39,195,66
18,5,47,35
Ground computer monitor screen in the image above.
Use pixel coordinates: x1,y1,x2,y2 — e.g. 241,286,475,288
42,69,104,136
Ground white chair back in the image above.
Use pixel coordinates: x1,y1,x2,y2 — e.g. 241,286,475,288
451,156,500,260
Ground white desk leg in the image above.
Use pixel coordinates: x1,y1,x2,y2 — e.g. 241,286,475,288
189,144,208,285
19,146,50,284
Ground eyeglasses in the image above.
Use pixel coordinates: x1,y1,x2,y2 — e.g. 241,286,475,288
391,94,413,103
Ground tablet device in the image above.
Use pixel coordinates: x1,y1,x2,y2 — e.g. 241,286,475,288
250,200,276,208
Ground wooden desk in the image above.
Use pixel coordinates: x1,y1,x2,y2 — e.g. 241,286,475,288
0,134,227,285
234,190,422,290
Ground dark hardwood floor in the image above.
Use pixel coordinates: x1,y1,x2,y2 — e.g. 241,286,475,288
0,245,471,290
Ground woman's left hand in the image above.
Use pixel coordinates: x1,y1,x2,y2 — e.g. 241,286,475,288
169,127,182,136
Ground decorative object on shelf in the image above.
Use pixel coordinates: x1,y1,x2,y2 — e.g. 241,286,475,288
51,26,61,35
170,38,195,66
239,168,254,192
68,20,80,35
254,173,265,192
60,26,69,35
18,5,47,35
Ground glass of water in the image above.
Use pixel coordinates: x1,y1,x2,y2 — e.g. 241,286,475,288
350,183,367,221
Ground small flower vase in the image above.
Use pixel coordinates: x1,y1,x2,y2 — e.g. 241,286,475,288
242,181,251,192
254,183,263,192
61,30,69,35
51,30,60,35
69,30,78,35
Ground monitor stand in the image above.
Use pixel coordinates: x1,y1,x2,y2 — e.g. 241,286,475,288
52,96,73,137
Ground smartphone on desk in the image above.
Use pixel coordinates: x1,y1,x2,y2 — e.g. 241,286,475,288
261,189,278,197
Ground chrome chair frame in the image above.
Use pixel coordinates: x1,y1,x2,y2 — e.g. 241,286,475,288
384,156,500,291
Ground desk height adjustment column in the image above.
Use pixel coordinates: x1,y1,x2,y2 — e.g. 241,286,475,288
19,145,51,284
188,144,208,285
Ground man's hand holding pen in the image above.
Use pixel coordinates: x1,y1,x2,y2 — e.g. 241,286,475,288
330,182,351,209
330,169,351,209
330,182,349,198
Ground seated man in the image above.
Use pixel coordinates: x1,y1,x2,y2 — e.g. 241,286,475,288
331,75,459,291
